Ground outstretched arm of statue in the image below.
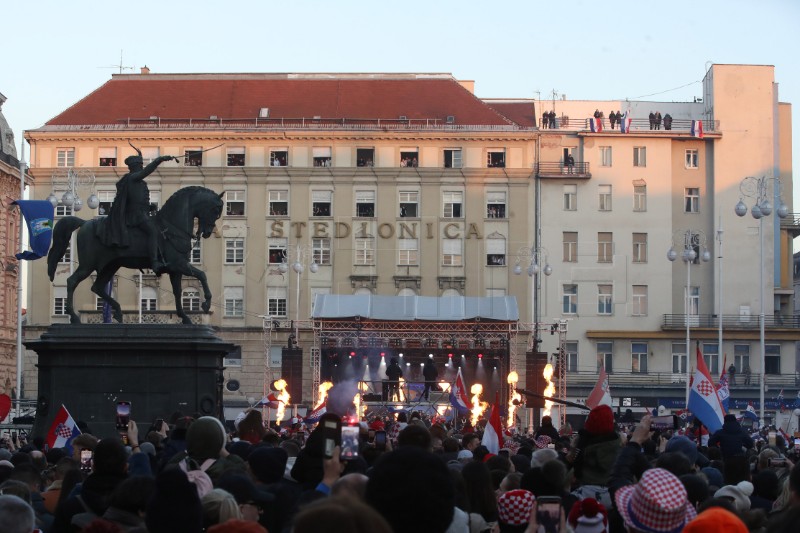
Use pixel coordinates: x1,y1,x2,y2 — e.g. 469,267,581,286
131,155,176,182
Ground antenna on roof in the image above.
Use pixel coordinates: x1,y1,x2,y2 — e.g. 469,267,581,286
98,50,134,74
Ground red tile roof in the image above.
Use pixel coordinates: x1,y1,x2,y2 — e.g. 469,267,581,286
484,100,538,128
46,73,517,127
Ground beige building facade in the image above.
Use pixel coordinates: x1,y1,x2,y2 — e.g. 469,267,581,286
21,65,798,418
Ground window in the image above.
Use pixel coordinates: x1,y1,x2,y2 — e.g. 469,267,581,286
562,284,577,314
598,232,613,263
224,347,242,367
597,284,613,315
598,185,612,211
632,233,648,263
444,148,462,168
57,149,75,167
182,288,201,311
443,239,463,266
148,191,160,214
600,146,612,167
142,147,160,164
687,286,700,317
97,191,115,216
632,342,648,373
312,191,332,217
355,237,375,265
632,285,648,316
268,287,287,317
140,287,157,311
672,343,687,374
53,287,67,315
99,147,117,167
486,236,506,266
734,345,750,377
224,287,244,317
227,147,245,166
400,148,418,167
486,192,506,219
225,239,245,264
633,182,647,212
355,191,375,217
685,149,698,169
225,190,246,216
184,148,203,166
313,147,332,167
703,343,719,375
55,202,73,217
313,238,332,265
443,192,463,218
633,146,647,167
190,240,201,264
563,185,577,211
566,342,579,373
356,148,374,167
59,243,71,264
399,191,419,218
684,188,700,213
485,288,505,298
487,149,505,168
597,342,613,373
270,148,288,167
269,190,288,216
398,238,418,265
268,238,287,265
765,344,781,375
95,297,105,311
563,232,578,263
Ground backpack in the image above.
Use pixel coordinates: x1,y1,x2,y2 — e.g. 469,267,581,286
180,457,215,498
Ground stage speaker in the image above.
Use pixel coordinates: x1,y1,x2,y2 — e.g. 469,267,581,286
525,351,548,409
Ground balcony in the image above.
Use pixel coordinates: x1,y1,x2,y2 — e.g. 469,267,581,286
566,369,800,391
662,314,800,330
80,310,210,325
780,213,800,237
535,162,591,179
540,117,719,133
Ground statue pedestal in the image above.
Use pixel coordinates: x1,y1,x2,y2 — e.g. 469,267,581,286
25,324,234,439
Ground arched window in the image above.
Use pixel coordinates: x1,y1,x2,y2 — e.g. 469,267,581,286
354,287,372,296
441,288,461,297
397,288,416,297
182,287,201,311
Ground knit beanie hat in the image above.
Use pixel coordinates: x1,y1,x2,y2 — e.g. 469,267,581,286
584,405,614,434
568,498,608,533
714,481,754,512
682,507,748,533
146,468,203,533
187,416,226,462
497,489,535,525
248,446,288,484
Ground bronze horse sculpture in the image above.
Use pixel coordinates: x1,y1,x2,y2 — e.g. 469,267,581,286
47,186,224,325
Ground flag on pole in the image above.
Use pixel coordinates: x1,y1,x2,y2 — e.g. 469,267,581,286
46,405,81,453
715,355,729,414
742,402,759,421
777,389,785,412
481,392,504,454
257,392,282,409
586,366,612,409
304,399,327,424
687,344,726,432
691,120,704,138
619,111,632,133
449,368,472,415
12,200,54,260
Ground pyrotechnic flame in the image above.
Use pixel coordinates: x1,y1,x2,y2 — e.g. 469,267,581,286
316,381,333,408
542,364,555,417
398,377,406,402
507,371,521,428
470,384,488,427
274,379,290,422
438,381,451,393
354,381,369,419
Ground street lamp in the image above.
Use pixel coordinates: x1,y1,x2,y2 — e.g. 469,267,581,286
667,230,711,402
514,246,553,351
48,168,98,274
735,176,788,423
278,244,319,340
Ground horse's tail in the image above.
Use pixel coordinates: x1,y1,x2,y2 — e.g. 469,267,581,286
47,216,86,281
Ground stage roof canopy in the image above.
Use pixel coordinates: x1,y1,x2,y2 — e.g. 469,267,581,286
312,295,518,322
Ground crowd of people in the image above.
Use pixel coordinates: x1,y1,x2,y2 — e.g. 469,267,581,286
1,404,799,532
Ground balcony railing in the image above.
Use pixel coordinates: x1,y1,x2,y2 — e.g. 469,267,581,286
566,370,800,388
662,314,800,329
535,161,591,178
540,117,719,133
780,213,800,237
80,310,210,325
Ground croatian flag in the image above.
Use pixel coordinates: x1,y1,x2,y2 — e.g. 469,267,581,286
687,345,725,432
586,366,612,409
742,402,759,421
257,392,282,409
619,112,632,133
716,356,729,413
305,399,327,424
481,392,504,454
691,120,704,138
588,117,603,133
449,368,471,415
46,405,81,453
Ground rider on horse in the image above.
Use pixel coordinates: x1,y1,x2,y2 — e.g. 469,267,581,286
98,147,174,274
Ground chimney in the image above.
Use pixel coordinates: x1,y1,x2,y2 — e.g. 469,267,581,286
140,65,150,75
457,80,475,94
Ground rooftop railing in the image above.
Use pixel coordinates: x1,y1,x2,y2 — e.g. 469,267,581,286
662,314,800,329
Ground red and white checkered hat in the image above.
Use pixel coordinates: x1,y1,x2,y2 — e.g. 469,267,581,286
615,468,696,533
534,435,552,449
497,489,535,526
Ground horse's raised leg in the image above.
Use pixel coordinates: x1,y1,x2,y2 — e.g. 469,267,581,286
91,267,123,323
65,265,94,324
169,272,192,324
186,264,212,312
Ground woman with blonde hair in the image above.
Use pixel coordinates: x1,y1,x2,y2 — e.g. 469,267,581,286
202,488,243,529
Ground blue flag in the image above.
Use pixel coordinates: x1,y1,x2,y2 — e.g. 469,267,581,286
13,200,54,260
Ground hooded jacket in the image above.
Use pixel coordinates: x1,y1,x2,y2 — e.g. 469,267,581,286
709,418,754,457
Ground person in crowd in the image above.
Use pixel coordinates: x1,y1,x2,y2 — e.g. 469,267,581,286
293,495,392,533
8,463,53,531
460,460,499,525
615,467,697,532
655,111,662,129
683,506,748,533
236,410,267,445
73,475,154,532
709,414,754,460
663,113,673,130
566,404,620,508
42,457,78,514
729,363,737,385
566,154,575,174
649,111,656,129
146,467,204,533
422,359,439,401
168,416,247,484
496,489,535,532
0,494,36,533
201,488,243,530
535,416,560,442
385,357,404,402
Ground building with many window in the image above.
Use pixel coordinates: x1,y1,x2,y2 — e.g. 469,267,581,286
21,64,798,421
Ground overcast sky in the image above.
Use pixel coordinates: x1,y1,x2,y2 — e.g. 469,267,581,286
3,0,798,211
